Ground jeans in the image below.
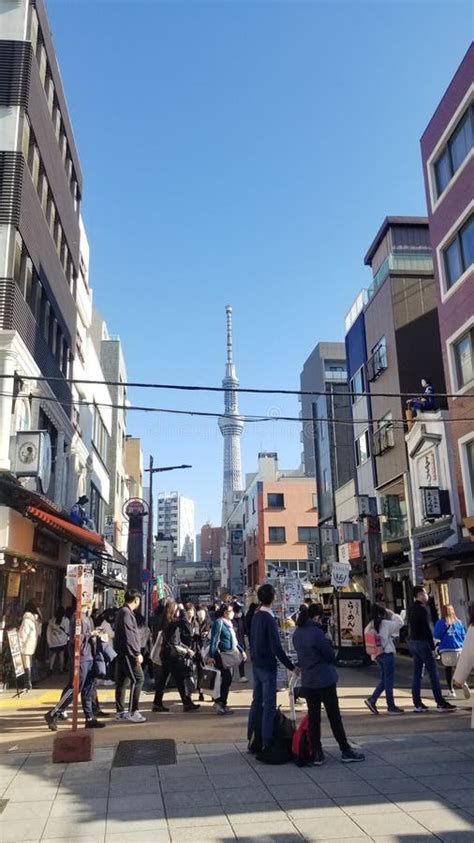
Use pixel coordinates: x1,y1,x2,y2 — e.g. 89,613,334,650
49,659,95,720
370,652,396,709
115,655,144,714
302,685,350,755
410,640,444,707
247,665,277,748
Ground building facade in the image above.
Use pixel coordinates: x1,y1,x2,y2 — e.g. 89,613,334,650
242,453,318,587
157,491,195,562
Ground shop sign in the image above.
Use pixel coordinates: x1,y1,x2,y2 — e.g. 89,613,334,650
331,561,351,587
307,541,318,560
417,449,438,488
421,486,441,519
156,574,165,599
7,572,21,598
338,596,363,648
66,563,94,611
103,517,115,543
7,629,25,678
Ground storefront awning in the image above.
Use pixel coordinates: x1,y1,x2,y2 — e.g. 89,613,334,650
26,506,105,549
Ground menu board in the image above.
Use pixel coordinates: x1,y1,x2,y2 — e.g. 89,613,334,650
7,630,25,678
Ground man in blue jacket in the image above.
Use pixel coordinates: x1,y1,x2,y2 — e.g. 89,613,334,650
248,583,299,754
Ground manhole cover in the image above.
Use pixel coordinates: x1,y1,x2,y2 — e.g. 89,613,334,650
113,739,176,767
0,800,8,815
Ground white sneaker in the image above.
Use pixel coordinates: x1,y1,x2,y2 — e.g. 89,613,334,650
462,683,471,700
114,712,130,721
129,711,147,723
102,679,115,687
239,676,248,683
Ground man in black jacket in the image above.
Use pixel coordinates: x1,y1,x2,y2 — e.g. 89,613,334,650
409,585,455,713
114,590,146,722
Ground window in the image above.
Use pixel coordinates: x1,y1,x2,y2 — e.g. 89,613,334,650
89,483,104,533
37,41,47,86
267,493,284,508
367,337,387,381
355,431,370,466
434,104,474,197
443,214,474,289
269,527,286,542
39,170,48,214
466,440,474,501
29,7,39,52
92,405,109,465
350,367,365,403
453,328,474,389
312,493,317,509
28,143,40,190
21,115,30,161
322,468,329,493
298,527,318,542
373,413,394,456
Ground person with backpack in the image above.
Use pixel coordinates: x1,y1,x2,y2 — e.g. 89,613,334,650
409,585,456,713
292,603,364,766
247,584,299,757
207,603,245,715
364,605,405,715
434,604,468,697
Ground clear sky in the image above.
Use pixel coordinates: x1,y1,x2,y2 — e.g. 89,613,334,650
46,0,472,534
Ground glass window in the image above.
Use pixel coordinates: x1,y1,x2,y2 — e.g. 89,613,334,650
268,527,286,542
13,236,22,286
460,216,474,269
61,339,69,377
449,109,473,172
29,145,40,189
435,148,451,196
21,116,30,161
298,527,318,542
45,74,54,115
267,493,284,508
351,367,365,403
38,43,47,85
323,468,329,493
454,329,473,389
39,170,48,214
466,439,474,500
355,431,370,465
444,237,463,288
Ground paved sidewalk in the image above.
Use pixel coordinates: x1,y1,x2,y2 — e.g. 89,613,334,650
1,730,474,842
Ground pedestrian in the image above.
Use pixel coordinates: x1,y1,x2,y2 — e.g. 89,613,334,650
434,604,468,697
453,603,474,698
293,602,364,764
114,590,147,723
364,604,405,715
232,601,248,683
245,601,257,646
153,601,200,713
408,585,456,713
135,611,153,690
44,611,105,731
208,603,246,715
46,606,69,673
180,603,200,699
18,601,42,690
247,584,298,753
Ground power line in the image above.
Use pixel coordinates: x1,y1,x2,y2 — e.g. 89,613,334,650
0,373,472,401
5,390,474,427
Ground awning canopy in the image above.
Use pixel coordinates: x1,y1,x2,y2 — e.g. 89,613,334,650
27,506,105,549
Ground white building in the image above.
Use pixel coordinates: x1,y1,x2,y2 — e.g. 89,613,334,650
157,492,195,562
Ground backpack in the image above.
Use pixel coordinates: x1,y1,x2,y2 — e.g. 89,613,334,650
292,714,313,766
364,625,384,659
256,708,295,765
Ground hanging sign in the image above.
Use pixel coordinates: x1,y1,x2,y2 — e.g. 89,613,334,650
331,561,351,587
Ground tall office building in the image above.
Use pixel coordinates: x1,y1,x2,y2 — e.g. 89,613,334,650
157,492,195,562
218,306,244,524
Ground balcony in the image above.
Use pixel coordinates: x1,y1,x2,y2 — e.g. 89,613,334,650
368,250,433,300
367,345,388,382
373,423,395,456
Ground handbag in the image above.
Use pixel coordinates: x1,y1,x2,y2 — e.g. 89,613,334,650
220,648,242,669
440,650,459,667
150,631,164,666
200,666,221,700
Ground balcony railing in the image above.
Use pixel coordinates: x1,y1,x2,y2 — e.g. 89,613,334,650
368,250,433,300
373,423,395,456
367,346,388,382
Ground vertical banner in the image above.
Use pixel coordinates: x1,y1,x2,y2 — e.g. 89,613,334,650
363,515,386,605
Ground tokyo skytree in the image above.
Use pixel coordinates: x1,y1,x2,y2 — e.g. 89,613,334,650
218,306,244,524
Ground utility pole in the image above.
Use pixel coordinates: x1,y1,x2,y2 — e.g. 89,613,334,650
144,461,192,622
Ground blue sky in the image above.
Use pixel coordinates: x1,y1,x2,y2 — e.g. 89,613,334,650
46,0,471,534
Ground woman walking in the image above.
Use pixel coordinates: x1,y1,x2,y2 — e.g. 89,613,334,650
293,603,364,765
364,605,405,715
46,607,69,673
207,603,245,715
233,602,248,683
18,602,42,689
152,601,200,713
434,605,467,696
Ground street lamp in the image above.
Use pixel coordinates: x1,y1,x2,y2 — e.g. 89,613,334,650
144,457,192,621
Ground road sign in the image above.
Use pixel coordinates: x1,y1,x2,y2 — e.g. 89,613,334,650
66,563,94,611
142,569,151,584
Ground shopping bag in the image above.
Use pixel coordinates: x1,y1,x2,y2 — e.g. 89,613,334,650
200,666,221,699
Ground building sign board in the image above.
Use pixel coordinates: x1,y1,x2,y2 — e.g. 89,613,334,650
331,561,351,587
7,629,25,678
421,486,441,519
